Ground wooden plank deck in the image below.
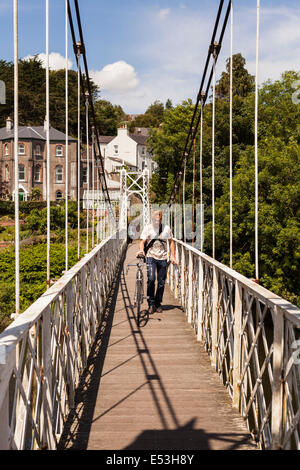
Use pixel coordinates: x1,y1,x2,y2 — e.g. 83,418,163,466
59,242,257,451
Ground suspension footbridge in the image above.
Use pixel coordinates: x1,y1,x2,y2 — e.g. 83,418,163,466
0,0,299,452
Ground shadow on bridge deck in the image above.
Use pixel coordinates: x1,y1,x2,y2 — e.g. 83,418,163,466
58,242,257,451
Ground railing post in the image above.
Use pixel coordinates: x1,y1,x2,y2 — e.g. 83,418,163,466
66,284,75,409
211,265,218,368
271,305,284,450
188,250,193,323
197,257,204,342
175,242,179,300
0,389,9,449
41,306,55,449
233,280,243,409
180,244,185,308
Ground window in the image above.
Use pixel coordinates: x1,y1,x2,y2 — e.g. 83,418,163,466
35,165,41,182
114,145,118,154
82,167,88,184
36,144,41,156
18,143,25,155
142,147,146,156
5,165,9,181
4,143,9,156
19,164,25,181
56,145,63,157
56,165,63,182
56,191,63,201
142,161,146,171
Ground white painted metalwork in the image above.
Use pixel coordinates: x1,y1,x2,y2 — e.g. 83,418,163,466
14,0,20,315
212,51,216,259
229,0,233,269
199,97,204,252
255,0,260,281
168,239,300,450
77,45,81,261
46,0,51,286
65,0,69,271
119,169,151,234
85,92,90,254
0,234,126,450
92,127,95,248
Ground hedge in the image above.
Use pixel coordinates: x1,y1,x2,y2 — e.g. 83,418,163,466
0,200,66,217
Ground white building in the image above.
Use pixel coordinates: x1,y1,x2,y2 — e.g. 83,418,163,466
99,126,156,176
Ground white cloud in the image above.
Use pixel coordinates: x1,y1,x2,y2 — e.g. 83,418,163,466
90,3,300,114
23,52,73,71
158,8,171,20
90,61,139,93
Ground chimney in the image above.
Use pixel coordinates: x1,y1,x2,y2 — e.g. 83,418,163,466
6,117,13,132
118,125,129,136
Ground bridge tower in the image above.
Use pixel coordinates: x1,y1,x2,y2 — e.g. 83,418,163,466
119,168,151,236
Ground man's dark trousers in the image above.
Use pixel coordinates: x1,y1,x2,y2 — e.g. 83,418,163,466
146,257,167,308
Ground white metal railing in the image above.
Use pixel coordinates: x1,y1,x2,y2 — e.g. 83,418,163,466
168,239,300,450
0,233,126,450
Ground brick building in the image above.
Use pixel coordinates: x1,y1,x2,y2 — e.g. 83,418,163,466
0,117,78,201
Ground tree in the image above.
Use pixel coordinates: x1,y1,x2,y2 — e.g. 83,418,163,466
148,99,196,202
216,53,255,99
148,55,300,306
0,57,126,141
165,99,173,110
31,188,42,201
94,99,126,135
132,100,166,130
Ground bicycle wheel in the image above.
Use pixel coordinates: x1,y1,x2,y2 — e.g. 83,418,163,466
136,279,143,327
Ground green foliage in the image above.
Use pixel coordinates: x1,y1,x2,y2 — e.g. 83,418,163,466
148,99,196,202
26,203,83,234
216,53,255,99
30,187,42,201
0,57,124,141
0,243,80,331
131,100,166,130
94,99,126,135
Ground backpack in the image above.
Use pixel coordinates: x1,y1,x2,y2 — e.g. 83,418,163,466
144,224,163,256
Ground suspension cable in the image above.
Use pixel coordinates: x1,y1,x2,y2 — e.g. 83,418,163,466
229,0,233,269
71,0,114,218
212,47,217,259
200,93,205,252
192,132,196,246
46,0,51,287
14,0,20,315
76,43,81,260
183,155,187,243
85,91,89,254
65,0,69,271
168,0,231,206
255,0,260,281
92,126,95,248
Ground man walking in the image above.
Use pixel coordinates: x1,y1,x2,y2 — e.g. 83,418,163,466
138,210,177,314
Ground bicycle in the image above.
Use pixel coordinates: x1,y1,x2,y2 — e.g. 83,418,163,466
126,253,147,327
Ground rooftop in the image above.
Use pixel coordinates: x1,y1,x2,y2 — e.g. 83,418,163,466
0,125,77,142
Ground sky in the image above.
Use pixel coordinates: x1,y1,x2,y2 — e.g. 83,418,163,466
0,0,300,113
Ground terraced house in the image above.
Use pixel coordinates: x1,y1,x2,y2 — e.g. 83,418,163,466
0,117,77,201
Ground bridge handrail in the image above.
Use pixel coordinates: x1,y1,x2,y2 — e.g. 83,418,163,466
168,239,300,450
174,239,300,327
0,233,126,450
